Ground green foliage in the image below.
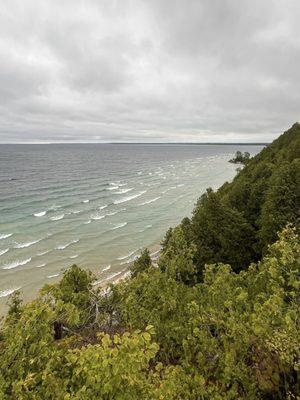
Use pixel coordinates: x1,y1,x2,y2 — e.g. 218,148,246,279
1,229,298,399
159,225,197,284
0,124,299,399
130,249,152,278
117,268,195,362
259,160,300,250
180,226,300,398
192,188,255,276
163,122,300,279
0,300,56,398
40,264,96,328
6,290,23,320
38,327,158,400
229,150,251,164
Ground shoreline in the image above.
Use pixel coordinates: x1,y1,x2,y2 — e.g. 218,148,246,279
93,247,161,291
0,244,162,317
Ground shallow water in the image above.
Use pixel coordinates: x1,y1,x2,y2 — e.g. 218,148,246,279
0,143,263,310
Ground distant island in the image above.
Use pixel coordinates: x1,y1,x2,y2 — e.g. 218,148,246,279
0,123,299,399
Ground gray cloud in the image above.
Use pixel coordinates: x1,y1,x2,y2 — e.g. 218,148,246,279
0,0,299,143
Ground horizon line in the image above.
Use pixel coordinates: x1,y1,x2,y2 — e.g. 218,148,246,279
0,141,269,145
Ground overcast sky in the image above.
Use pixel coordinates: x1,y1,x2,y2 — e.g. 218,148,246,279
0,0,299,143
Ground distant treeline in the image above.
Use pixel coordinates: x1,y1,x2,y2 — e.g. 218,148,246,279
0,124,299,399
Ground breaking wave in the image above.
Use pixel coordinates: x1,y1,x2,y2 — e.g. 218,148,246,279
113,191,146,204
55,239,79,250
37,250,49,256
91,214,105,221
50,214,64,221
14,239,42,249
139,196,161,206
115,188,133,194
47,273,60,278
111,222,127,230
0,233,12,240
35,263,46,268
0,248,9,256
2,258,31,270
0,287,21,298
34,211,47,217
117,249,138,261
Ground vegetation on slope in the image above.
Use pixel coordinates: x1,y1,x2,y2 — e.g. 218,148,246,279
0,124,299,399
229,150,251,164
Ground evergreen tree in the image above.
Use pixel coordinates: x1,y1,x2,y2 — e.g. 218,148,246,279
130,249,152,278
259,159,300,250
191,188,255,275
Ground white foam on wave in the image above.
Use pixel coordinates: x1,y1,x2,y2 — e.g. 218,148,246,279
34,211,46,217
37,250,49,256
0,233,12,240
115,188,133,194
84,220,92,224
107,186,119,191
0,248,9,256
83,199,89,203
99,204,108,210
36,263,46,268
113,191,146,205
14,239,41,249
118,183,127,187
55,239,79,250
111,222,127,230
50,214,64,221
117,249,138,261
70,254,79,259
102,264,111,272
138,224,152,233
47,273,60,278
139,196,161,206
0,287,21,298
91,214,105,221
93,268,127,286
120,254,139,265
105,211,118,217
2,258,31,270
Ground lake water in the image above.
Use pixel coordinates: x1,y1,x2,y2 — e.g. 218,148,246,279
0,143,263,310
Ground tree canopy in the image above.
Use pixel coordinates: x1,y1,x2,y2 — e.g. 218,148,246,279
0,123,299,399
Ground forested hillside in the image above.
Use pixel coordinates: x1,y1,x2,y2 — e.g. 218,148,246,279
0,124,299,399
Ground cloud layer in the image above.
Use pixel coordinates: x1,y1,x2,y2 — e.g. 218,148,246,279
0,0,299,142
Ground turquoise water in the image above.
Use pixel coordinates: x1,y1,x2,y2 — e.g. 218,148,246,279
0,144,263,309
